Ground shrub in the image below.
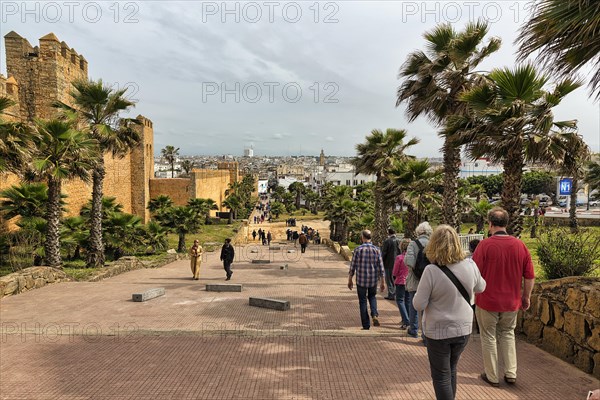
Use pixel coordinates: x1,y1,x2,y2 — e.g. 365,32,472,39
537,227,600,279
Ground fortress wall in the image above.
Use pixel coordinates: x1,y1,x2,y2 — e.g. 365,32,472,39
149,178,192,206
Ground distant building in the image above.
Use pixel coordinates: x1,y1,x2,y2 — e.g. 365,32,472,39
319,149,325,166
244,146,254,157
460,158,503,178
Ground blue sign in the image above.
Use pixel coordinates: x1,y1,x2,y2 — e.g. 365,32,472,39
559,178,573,195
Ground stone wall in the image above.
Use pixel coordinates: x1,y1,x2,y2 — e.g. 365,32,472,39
320,238,351,261
191,169,232,213
0,267,68,297
518,277,600,378
149,178,192,206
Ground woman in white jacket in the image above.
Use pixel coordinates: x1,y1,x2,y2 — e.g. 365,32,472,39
413,225,486,400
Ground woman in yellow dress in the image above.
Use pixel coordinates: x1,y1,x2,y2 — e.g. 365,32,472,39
190,239,203,280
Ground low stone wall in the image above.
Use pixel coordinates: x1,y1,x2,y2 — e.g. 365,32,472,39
320,238,351,261
0,267,68,297
87,253,188,282
518,277,600,378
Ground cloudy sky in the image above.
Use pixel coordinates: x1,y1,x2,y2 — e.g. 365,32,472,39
1,1,598,157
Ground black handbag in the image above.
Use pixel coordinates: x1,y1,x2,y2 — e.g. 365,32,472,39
434,264,471,306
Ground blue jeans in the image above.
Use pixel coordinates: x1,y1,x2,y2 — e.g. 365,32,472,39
395,284,410,325
426,335,469,400
408,291,419,336
357,285,378,329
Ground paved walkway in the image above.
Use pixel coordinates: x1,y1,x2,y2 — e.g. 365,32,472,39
1,239,598,399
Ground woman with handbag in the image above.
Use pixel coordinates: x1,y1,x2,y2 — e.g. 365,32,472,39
413,225,486,400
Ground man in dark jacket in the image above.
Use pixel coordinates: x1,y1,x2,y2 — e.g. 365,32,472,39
220,238,235,280
381,228,399,299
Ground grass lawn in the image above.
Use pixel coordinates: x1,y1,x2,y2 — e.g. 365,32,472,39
166,220,242,252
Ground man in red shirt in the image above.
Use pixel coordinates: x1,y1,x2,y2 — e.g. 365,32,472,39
473,207,535,387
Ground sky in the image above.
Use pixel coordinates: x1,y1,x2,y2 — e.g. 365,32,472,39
1,1,599,158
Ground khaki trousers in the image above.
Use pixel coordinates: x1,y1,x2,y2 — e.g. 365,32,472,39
190,256,201,279
476,307,519,383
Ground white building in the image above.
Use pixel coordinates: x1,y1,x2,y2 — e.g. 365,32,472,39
459,158,503,178
244,146,254,157
307,163,376,189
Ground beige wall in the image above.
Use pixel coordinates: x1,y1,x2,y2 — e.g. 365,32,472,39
191,170,232,213
149,178,192,206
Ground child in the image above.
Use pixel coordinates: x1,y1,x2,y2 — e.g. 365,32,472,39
392,239,411,329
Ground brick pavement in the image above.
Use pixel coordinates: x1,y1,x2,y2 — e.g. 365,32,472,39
1,240,598,399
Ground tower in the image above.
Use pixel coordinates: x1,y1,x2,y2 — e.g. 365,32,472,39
319,149,325,166
130,115,154,223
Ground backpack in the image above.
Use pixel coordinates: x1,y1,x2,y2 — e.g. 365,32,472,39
413,239,429,280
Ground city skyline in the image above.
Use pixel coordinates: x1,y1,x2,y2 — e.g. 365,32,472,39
1,2,599,157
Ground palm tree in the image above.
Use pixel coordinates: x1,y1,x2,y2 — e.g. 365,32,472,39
449,64,581,235
0,183,53,222
470,199,493,233
397,21,501,230
156,206,202,252
304,189,320,214
517,0,600,99
288,182,305,209
144,221,168,254
270,201,285,219
30,119,98,267
187,198,218,224
585,159,600,197
222,194,241,224
352,128,419,246
180,160,195,177
161,145,180,178
386,159,442,238
55,79,140,268
554,131,591,232
0,97,34,173
148,195,174,216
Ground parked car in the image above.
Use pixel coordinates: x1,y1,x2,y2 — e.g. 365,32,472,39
589,200,600,207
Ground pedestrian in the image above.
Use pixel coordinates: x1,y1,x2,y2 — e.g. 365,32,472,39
267,231,272,245
299,232,308,253
473,207,535,387
381,228,400,300
348,230,385,330
220,238,235,280
405,221,433,339
292,231,299,246
189,239,203,280
468,228,474,234
392,239,411,329
252,230,257,241
413,225,486,400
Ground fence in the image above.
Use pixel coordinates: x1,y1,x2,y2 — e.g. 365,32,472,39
458,234,484,254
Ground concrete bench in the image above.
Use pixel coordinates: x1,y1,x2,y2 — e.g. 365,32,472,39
132,287,165,302
206,284,242,292
269,246,281,250
249,297,290,311
251,260,271,264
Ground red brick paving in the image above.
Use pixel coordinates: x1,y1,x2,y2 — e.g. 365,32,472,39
1,241,598,399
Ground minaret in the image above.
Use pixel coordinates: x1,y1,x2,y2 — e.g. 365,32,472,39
319,149,325,166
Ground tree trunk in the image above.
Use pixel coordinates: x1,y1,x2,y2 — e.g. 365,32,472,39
373,178,388,247
228,211,233,224
442,140,461,230
340,222,349,245
44,178,62,268
404,205,417,239
502,145,525,236
171,162,175,178
530,208,539,238
295,191,301,209
569,177,579,233
87,161,106,268
476,217,485,233
177,232,186,252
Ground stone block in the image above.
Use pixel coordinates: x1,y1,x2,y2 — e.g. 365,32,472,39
167,249,177,254
542,326,574,363
250,249,258,253
340,246,352,261
573,347,594,374
269,246,281,250
206,284,242,292
522,317,544,342
552,302,565,330
588,325,600,351
586,289,600,319
287,250,296,253
31,268,44,279
540,298,553,325
333,242,341,254
132,287,165,302
594,353,600,378
249,297,290,311
251,260,270,264
3,280,18,296
563,311,587,342
529,294,540,318
24,276,34,289
565,287,584,312
33,278,45,288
